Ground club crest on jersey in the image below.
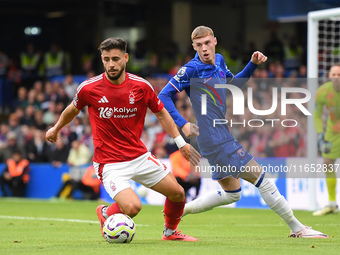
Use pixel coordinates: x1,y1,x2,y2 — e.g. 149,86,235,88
237,148,247,159
99,107,113,119
129,91,135,104
177,67,187,77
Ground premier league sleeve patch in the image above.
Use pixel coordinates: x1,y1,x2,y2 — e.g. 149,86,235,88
177,67,187,77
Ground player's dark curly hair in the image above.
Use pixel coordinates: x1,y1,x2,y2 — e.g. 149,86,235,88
98,37,127,53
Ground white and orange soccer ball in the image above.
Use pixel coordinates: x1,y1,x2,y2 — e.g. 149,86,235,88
103,213,136,243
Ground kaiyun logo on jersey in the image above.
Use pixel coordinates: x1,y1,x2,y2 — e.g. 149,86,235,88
99,107,138,119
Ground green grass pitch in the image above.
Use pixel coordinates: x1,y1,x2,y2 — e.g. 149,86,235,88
0,198,338,255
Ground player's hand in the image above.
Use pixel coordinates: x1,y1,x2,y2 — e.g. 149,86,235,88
179,144,201,166
251,51,267,65
181,123,199,137
46,127,59,143
318,133,332,153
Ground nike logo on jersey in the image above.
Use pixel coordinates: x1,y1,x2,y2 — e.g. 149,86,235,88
98,96,109,103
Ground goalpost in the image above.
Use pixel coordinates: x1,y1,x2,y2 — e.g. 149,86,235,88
307,7,340,210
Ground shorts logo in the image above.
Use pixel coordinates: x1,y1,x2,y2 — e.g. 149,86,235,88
110,180,116,192
237,148,246,159
177,67,187,77
220,71,225,78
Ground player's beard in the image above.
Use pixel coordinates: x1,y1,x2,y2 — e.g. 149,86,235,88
106,67,125,81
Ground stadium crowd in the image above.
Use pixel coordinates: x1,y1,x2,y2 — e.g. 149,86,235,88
0,34,309,169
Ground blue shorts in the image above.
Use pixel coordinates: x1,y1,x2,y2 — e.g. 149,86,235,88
199,139,254,180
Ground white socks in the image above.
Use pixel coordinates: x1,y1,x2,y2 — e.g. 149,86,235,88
183,174,305,233
256,177,304,232
183,188,241,217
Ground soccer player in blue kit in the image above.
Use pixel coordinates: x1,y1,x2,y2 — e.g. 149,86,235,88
159,26,328,238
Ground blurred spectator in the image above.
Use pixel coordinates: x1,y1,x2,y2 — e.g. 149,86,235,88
44,80,57,102
49,134,70,167
11,86,28,111
23,105,36,126
20,42,42,87
249,125,272,157
71,117,84,139
79,124,93,152
55,83,71,106
63,75,79,100
242,41,258,65
169,150,201,200
67,140,92,180
7,59,22,93
26,88,40,109
42,101,57,126
0,132,26,162
264,32,284,63
224,45,242,73
0,50,10,112
55,165,100,200
0,123,9,149
153,146,168,159
32,109,47,130
81,45,96,74
44,43,71,78
283,36,303,72
25,127,50,162
161,41,180,72
0,151,30,197
141,53,163,77
33,80,44,94
8,113,24,146
60,125,77,144
267,125,299,157
140,131,153,151
298,65,307,78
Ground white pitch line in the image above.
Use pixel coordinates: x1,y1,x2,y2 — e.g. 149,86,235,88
0,215,149,226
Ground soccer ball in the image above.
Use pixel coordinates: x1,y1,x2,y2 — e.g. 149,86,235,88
103,213,136,243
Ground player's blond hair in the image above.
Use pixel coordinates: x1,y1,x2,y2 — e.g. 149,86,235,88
191,26,214,41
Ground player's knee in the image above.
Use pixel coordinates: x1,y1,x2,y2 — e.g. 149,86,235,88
167,185,185,202
222,190,241,203
122,201,142,218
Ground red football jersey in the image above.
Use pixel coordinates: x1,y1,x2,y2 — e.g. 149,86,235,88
73,72,164,163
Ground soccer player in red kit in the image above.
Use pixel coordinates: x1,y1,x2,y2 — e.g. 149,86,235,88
46,38,201,241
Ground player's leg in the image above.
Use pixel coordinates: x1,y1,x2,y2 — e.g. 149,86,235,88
313,158,338,216
183,142,245,217
94,161,141,237
183,177,241,216
129,152,197,241
240,159,328,238
150,172,197,241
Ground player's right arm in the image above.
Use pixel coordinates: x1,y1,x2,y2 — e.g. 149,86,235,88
158,66,199,137
46,103,80,143
314,86,325,134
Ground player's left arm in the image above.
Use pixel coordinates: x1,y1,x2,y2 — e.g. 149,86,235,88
231,51,267,88
313,87,332,153
154,108,200,166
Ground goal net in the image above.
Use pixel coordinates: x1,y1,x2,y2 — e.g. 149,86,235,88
307,7,340,210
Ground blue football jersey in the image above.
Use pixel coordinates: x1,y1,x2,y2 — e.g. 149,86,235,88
159,53,257,148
